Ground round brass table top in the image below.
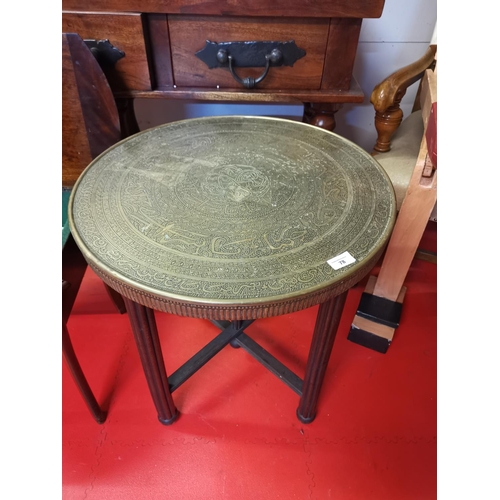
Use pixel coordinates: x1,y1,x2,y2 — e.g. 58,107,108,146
69,116,396,319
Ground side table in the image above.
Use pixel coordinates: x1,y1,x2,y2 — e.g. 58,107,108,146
68,116,396,424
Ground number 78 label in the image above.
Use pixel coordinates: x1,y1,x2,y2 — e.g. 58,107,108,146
327,251,356,270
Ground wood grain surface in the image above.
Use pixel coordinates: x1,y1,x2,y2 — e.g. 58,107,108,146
113,81,364,103
62,12,152,91
61,0,386,18
168,16,329,90
62,33,121,186
145,13,174,89
62,35,93,186
321,18,362,90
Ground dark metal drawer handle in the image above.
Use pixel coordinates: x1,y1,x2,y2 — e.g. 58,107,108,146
83,39,125,68
219,48,281,89
195,40,306,89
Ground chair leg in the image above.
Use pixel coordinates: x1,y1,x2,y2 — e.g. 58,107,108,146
372,166,437,301
62,323,107,424
348,137,437,353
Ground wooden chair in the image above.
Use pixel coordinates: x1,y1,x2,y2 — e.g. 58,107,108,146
62,33,126,422
348,46,437,353
371,44,437,219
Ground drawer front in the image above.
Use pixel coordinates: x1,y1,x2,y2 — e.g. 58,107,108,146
62,12,151,91
168,16,329,90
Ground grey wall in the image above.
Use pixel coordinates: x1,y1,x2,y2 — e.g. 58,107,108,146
134,0,437,153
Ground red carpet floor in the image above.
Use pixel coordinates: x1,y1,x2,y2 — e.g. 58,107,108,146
63,224,437,500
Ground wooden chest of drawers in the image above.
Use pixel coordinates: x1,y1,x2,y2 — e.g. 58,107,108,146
62,1,385,135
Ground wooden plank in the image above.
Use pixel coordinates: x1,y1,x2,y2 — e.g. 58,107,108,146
168,15,329,90
365,275,406,302
233,333,304,396
321,18,362,90
113,78,365,103
351,315,395,341
62,0,386,18
373,141,437,300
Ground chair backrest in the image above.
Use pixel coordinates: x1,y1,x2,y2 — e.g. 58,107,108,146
62,33,121,187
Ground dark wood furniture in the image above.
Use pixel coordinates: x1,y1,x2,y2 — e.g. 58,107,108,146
63,33,127,422
68,116,396,425
63,31,122,186
62,1,386,182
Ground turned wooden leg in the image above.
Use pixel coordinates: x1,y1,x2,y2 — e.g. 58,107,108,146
303,103,343,132
116,98,140,139
373,105,404,153
62,323,107,424
297,291,348,423
123,297,178,425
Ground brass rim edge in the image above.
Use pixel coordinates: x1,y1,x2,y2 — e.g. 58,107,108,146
70,221,391,308
88,247,385,319
68,116,396,308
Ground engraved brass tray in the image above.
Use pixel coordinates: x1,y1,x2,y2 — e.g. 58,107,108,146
68,116,396,319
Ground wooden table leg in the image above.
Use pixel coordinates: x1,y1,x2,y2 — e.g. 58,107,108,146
62,323,107,424
297,291,348,423
123,297,178,425
303,102,343,132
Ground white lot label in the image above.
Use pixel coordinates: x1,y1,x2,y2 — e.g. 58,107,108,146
327,251,356,270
